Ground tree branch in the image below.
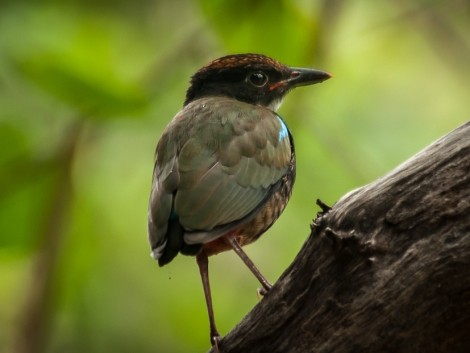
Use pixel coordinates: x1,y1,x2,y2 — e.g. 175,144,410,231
211,121,470,353
13,121,83,353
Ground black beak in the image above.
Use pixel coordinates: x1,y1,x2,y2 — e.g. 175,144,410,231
287,67,332,88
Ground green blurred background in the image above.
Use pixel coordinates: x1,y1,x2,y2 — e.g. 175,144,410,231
0,0,468,352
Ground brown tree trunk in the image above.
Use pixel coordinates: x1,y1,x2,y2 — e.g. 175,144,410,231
211,121,470,353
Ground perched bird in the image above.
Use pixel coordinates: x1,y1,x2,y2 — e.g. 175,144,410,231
148,53,330,347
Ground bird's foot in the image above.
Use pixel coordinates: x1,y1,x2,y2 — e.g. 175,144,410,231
211,334,222,352
256,282,272,300
256,287,266,300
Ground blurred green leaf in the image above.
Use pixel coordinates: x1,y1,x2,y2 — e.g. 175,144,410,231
1,5,153,119
15,55,149,118
199,0,317,62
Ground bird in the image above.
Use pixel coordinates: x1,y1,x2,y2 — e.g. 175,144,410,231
148,53,331,347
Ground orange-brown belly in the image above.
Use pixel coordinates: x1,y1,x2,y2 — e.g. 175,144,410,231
201,186,289,256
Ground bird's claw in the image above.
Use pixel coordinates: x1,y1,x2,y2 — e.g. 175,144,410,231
211,335,221,352
256,285,271,300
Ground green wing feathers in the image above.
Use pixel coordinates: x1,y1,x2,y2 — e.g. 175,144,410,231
148,97,292,257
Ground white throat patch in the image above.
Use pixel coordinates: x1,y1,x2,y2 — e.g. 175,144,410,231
267,97,284,112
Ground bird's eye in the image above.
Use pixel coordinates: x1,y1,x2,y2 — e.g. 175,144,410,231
248,71,268,87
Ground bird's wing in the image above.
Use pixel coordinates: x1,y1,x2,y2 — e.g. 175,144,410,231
147,128,180,256
148,98,292,251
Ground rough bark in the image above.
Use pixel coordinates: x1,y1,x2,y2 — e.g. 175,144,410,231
210,121,470,353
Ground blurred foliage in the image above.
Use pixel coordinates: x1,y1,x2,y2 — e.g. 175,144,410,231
0,0,469,352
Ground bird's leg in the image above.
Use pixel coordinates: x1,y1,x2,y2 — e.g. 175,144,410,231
224,235,272,293
196,251,221,348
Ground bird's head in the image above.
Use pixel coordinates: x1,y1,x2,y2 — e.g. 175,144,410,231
184,53,331,111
